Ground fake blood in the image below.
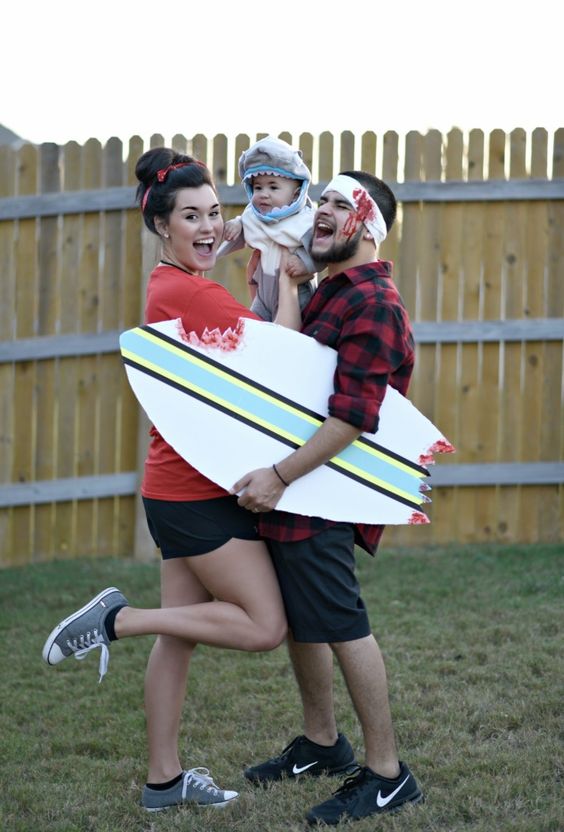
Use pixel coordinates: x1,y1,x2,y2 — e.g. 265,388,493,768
408,511,430,525
418,439,456,466
176,317,246,351
343,187,377,239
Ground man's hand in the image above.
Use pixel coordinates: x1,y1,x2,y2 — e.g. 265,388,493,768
230,467,286,513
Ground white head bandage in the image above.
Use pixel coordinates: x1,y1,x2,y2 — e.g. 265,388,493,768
321,174,387,245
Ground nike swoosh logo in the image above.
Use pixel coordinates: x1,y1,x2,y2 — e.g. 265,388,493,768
292,761,318,775
376,774,410,808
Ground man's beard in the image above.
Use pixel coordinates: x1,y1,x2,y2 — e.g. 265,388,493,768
310,227,362,264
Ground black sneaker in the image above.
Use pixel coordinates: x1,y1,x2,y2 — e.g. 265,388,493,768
244,734,357,784
306,762,423,825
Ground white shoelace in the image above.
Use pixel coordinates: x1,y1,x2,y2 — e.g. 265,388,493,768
182,768,221,797
69,630,109,683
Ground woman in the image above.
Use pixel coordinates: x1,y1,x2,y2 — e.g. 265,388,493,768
42,148,287,813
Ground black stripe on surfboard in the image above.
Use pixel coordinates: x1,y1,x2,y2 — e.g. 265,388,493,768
123,355,422,511
139,325,429,478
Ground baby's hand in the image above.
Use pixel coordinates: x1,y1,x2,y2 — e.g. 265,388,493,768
285,254,311,278
223,217,243,242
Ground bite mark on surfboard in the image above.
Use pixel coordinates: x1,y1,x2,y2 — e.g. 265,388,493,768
176,317,246,352
418,439,456,466
408,511,430,525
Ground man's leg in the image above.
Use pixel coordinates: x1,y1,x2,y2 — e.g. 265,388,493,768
287,635,338,745
244,531,361,784
331,634,400,778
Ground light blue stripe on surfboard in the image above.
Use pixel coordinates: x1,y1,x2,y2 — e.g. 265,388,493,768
121,328,424,502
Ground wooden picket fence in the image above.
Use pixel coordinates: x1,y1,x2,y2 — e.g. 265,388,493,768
0,128,563,567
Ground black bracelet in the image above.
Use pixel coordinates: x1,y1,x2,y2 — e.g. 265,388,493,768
272,463,290,487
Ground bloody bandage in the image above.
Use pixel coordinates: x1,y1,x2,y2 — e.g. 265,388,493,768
321,175,388,245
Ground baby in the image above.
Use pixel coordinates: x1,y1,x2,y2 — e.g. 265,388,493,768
219,136,320,321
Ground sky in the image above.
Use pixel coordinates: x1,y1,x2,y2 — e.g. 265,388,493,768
2,0,560,148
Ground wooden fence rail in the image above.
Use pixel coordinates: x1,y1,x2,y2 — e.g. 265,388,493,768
0,127,563,566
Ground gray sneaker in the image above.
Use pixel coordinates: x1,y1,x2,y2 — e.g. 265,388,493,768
42,587,127,682
142,768,239,812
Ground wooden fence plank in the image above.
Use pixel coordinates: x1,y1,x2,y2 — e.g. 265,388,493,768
318,131,334,182
432,129,464,543
502,128,530,539
476,130,506,539
339,130,355,171
234,133,251,174
150,134,165,150
299,133,314,178
94,137,124,556
33,143,61,560
0,146,16,559
171,134,189,154
540,128,564,540
384,131,422,548
213,133,228,186
52,141,82,558
544,128,564,540
380,132,400,290
417,131,443,541
213,134,248,305
477,129,506,540
360,131,377,176
11,143,39,565
397,131,421,320
215,133,249,302
419,128,442,394
518,129,547,541
191,134,208,165
75,139,103,558
457,129,485,542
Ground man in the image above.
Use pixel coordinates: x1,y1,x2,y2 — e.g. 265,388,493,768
232,171,423,825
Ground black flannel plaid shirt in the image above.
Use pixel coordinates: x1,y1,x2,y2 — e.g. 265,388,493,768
259,260,415,555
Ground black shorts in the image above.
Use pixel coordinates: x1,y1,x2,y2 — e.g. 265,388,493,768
266,524,371,643
142,495,261,558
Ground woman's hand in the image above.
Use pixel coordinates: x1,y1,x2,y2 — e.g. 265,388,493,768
223,217,243,242
285,254,313,282
275,250,302,330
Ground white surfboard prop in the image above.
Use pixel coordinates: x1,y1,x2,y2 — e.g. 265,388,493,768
120,317,454,524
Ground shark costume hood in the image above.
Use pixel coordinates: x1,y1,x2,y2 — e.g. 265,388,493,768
238,136,312,223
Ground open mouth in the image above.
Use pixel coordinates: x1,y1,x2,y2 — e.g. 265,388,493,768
194,238,214,255
314,221,333,240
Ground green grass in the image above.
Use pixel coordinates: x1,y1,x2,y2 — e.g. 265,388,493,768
0,543,562,832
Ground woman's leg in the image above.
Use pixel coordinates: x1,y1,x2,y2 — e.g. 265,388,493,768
145,558,211,783
115,538,287,652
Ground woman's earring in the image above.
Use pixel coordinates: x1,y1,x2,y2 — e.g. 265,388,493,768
163,232,169,239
